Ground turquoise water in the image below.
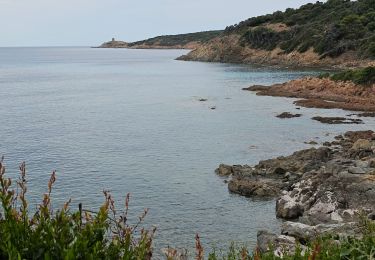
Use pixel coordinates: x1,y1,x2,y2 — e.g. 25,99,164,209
1,47,374,254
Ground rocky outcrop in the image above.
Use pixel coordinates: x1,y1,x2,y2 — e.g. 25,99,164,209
218,130,375,253
225,147,331,197
312,116,363,124
244,77,375,112
98,40,129,48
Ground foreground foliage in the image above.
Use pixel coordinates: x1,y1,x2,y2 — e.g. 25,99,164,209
1,159,374,259
0,159,155,259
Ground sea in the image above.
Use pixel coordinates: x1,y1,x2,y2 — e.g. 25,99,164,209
0,47,374,256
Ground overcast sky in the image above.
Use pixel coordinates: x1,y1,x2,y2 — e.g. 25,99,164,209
0,0,319,47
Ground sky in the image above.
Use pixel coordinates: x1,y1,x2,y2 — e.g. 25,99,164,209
0,0,319,47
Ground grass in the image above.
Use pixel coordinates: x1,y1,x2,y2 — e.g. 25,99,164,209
1,159,374,259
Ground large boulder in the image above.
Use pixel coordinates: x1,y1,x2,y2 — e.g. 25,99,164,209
228,178,282,197
215,164,233,176
257,230,297,256
281,221,359,242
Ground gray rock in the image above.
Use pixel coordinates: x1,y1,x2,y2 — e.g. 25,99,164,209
215,164,233,176
348,166,367,174
351,139,373,150
257,230,278,253
257,230,296,256
281,221,358,242
355,160,370,168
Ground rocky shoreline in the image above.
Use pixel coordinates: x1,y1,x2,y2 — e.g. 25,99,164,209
216,130,375,254
244,77,375,112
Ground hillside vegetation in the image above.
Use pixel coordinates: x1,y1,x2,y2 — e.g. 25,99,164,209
226,0,375,59
99,31,223,49
320,66,375,85
180,0,375,68
127,30,223,48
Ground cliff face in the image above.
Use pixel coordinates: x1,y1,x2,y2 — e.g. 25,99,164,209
177,34,375,69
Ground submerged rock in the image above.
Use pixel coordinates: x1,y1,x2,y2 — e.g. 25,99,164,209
312,116,363,125
276,112,302,119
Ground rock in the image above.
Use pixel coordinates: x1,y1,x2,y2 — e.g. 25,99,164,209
312,116,363,125
228,179,282,197
276,195,304,219
257,230,296,256
351,139,373,150
219,130,375,244
275,179,315,220
257,230,278,253
352,112,375,117
281,222,358,242
355,160,369,168
241,78,375,112
215,164,233,176
305,141,318,145
276,112,302,119
344,131,374,142
348,167,367,174
273,167,286,175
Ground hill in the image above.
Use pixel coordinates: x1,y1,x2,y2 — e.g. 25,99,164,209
179,0,375,68
98,30,223,49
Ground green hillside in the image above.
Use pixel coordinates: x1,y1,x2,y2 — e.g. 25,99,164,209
128,30,223,47
224,0,375,59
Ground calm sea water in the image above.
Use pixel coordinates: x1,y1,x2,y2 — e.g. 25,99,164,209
1,47,374,255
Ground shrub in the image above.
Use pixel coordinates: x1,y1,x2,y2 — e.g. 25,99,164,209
0,159,155,259
241,27,282,50
331,66,375,85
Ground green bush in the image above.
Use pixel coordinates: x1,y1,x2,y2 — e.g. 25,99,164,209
0,159,155,259
330,66,375,85
241,27,282,50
